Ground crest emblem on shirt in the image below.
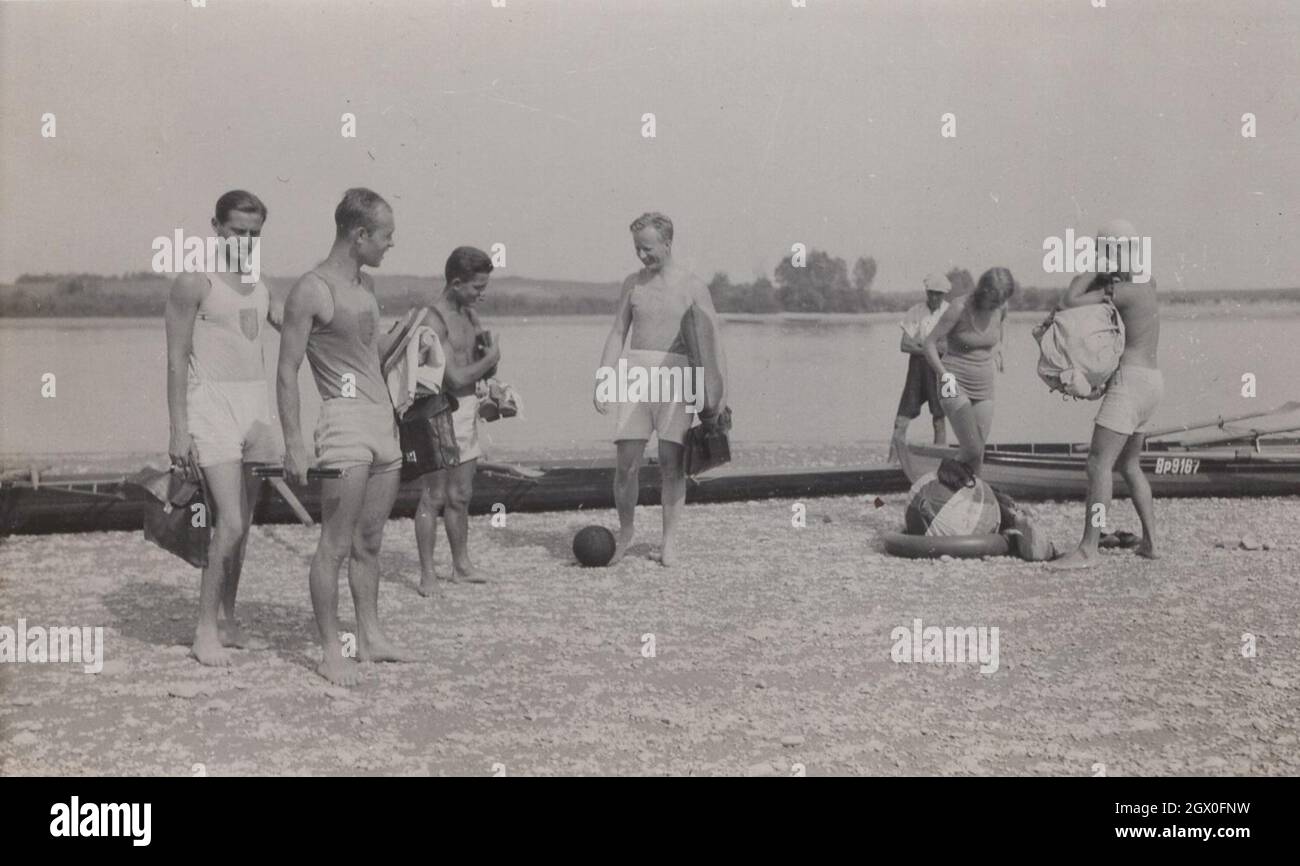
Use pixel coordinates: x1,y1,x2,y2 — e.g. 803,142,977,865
239,307,260,341
359,309,377,346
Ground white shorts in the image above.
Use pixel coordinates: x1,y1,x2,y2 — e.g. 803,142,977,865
314,399,402,474
188,379,281,468
451,393,483,463
1095,365,1164,436
612,350,699,446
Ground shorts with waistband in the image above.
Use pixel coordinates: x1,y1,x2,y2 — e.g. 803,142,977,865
188,379,282,468
451,392,483,463
612,349,699,446
896,354,945,420
1095,365,1164,436
314,399,402,474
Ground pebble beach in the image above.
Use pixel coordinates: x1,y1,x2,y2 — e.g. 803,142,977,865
1,493,1297,776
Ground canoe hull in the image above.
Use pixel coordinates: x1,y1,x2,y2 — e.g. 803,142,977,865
0,461,909,536
904,443,1300,500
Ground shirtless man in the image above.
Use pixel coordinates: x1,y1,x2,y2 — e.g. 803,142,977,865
415,246,501,591
595,212,725,567
276,188,417,684
1051,220,1162,569
166,190,281,666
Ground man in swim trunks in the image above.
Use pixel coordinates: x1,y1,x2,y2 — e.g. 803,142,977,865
166,190,281,666
889,272,950,464
276,188,418,685
415,246,501,591
595,212,725,567
1051,220,1161,569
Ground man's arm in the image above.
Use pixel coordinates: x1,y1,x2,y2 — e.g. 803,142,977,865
690,274,728,410
276,275,327,484
163,274,208,465
429,310,499,391
598,276,636,370
1058,273,1109,309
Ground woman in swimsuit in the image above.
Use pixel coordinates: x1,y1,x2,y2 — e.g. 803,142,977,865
921,267,1017,476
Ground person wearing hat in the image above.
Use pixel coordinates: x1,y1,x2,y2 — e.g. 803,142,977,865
1051,220,1162,569
889,272,951,467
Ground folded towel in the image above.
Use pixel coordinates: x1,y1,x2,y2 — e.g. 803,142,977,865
386,325,446,416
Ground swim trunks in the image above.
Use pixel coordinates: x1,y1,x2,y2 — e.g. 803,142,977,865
896,354,945,420
1094,365,1163,436
188,379,281,467
612,349,697,446
450,392,483,463
313,398,402,473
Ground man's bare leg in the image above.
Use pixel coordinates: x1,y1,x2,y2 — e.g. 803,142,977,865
310,468,369,685
932,416,947,446
220,466,269,649
415,470,447,595
442,459,480,582
352,468,419,663
192,461,247,666
888,416,909,464
1050,425,1128,571
1118,433,1160,559
657,439,686,567
609,439,646,565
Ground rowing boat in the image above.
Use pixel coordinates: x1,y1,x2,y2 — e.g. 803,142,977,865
902,439,1300,500
0,460,909,536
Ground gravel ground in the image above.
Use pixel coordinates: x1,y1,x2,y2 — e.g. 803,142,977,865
1,493,1297,776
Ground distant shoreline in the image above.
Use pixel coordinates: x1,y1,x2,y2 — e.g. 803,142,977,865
2,272,1298,319
3,303,1299,326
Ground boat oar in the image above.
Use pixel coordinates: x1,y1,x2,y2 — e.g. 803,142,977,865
251,467,344,526
1145,401,1300,440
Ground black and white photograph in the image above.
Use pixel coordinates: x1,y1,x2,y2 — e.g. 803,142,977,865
1,0,1297,836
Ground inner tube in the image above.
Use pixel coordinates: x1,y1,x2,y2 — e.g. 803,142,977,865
881,531,1012,559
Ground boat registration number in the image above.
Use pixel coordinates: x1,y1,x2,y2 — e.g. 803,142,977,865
1153,457,1201,475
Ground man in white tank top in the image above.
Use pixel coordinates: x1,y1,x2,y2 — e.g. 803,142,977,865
165,190,282,667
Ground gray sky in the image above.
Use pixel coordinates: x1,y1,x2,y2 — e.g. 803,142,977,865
2,0,1297,291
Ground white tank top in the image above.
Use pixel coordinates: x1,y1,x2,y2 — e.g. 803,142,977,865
188,272,269,384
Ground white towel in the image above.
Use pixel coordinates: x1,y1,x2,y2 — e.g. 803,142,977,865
385,325,446,416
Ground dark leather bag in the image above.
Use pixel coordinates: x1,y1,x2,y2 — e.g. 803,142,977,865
133,466,210,568
397,392,460,482
684,406,733,477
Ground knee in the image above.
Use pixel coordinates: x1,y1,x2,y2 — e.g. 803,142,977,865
418,486,445,515
445,481,472,510
317,534,352,568
210,520,246,552
1086,452,1109,479
351,523,384,559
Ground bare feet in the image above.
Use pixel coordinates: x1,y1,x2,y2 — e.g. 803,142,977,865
1047,546,1099,571
418,572,440,597
357,634,421,663
608,526,635,566
317,654,361,686
659,539,678,568
219,620,269,650
191,628,232,667
1135,539,1161,560
452,561,486,584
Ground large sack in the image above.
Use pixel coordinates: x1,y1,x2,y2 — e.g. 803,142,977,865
1033,303,1125,400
